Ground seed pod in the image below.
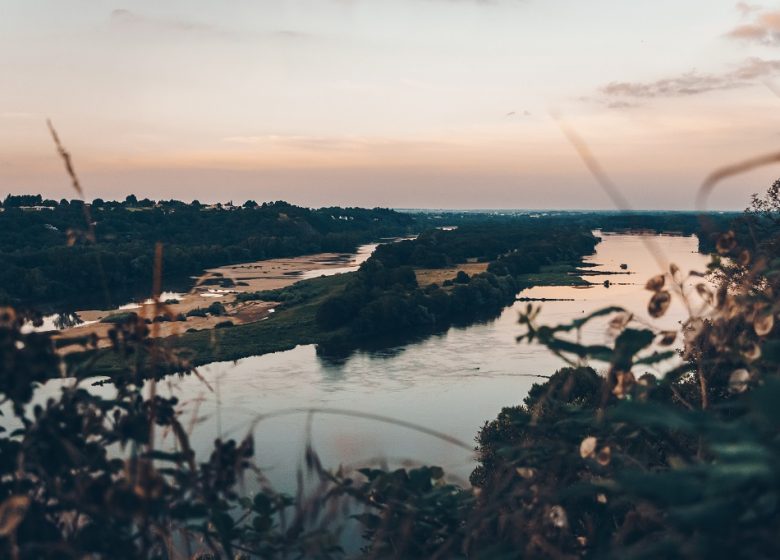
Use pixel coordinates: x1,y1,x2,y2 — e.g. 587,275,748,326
648,290,671,318
658,330,677,346
729,369,751,394
716,231,737,254
754,312,774,337
645,275,665,292
740,341,762,362
580,436,598,459
515,467,535,479
669,263,681,283
596,446,612,466
696,283,714,305
609,312,632,331
548,505,569,529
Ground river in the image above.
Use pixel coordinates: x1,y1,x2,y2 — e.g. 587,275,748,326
13,232,711,494
135,231,710,492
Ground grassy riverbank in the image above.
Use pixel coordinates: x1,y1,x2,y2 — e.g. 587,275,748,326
81,254,593,375
516,262,593,288
84,272,351,374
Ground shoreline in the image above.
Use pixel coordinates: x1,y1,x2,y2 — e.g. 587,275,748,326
54,249,375,353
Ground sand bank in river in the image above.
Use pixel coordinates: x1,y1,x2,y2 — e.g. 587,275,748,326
54,251,363,352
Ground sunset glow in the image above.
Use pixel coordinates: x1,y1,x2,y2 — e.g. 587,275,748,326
3,0,780,208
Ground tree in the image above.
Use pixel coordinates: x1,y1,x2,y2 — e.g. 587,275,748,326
4,194,42,207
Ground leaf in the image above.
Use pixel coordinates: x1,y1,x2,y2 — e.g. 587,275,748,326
614,329,655,365
143,450,189,462
609,401,701,432
429,466,444,480
634,350,676,366
544,337,614,361
542,306,626,334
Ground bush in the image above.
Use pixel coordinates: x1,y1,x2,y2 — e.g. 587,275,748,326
186,308,208,318
207,301,226,316
454,270,470,284
99,311,138,323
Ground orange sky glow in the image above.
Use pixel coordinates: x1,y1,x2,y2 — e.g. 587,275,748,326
3,1,780,209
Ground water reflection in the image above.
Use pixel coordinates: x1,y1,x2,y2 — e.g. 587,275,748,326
23,233,714,495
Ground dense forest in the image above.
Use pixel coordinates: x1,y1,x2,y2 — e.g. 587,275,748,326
0,195,416,308
312,221,599,351
0,193,734,314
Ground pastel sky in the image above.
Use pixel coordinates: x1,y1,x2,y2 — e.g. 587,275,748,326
3,0,780,209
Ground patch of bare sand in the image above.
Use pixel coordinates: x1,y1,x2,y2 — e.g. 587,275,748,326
54,251,360,352
414,263,489,287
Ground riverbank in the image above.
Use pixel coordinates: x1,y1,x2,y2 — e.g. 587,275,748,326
54,248,379,353
78,258,594,375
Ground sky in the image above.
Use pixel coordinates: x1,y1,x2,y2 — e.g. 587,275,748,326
2,0,780,210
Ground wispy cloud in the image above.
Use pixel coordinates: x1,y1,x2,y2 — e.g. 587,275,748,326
735,2,763,17
221,134,421,152
604,100,640,109
109,9,308,40
110,9,226,36
600,57,780,100
727,7,780,45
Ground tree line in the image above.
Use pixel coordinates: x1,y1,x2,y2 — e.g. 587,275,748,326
314,221,600,352
0,197,416,308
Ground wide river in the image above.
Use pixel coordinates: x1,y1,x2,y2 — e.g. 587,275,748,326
143,231,710,491
18,232,711,496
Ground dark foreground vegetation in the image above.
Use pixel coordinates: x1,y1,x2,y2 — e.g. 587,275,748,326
0,181,777,558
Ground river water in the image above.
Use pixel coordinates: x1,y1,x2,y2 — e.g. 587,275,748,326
139,231,711,491
12,232,711,495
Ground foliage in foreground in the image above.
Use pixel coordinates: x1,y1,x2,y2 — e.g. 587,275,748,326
1,185,779,558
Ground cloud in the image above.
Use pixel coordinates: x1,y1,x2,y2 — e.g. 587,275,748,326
605,101,640,110
109,9,309,40
110,9,225,36
727,8,780,45
600,57,780,100
736,2,763,17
